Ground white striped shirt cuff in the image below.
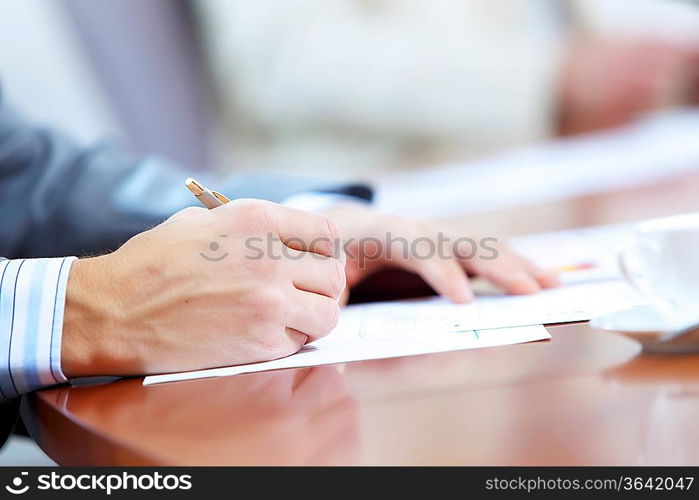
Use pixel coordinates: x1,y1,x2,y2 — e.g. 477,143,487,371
0,257,76,401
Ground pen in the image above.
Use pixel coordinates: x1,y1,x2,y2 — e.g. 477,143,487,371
185,178,231,209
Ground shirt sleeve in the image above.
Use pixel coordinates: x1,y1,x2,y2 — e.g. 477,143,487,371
0,257,76,401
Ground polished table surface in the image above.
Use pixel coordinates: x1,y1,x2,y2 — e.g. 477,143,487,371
24,322,699,465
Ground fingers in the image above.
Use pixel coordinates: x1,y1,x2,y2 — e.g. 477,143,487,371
414,258,473,304
460,247,560,295
391,238,473,303
467,260,540,295
382,224,473,303
339,287,350,307
287,289,341,343
286,248,347,299
235,200,341,258
275,208,341,260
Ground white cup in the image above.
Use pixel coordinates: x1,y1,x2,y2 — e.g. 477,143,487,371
618,213,699,328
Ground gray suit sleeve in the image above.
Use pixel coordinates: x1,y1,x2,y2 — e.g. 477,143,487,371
0,99,338,258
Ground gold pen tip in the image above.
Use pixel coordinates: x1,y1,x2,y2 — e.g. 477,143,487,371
185,177,204,196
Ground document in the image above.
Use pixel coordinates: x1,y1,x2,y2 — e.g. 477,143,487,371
510,223,633,285
340,280,641,333
144,323,550,385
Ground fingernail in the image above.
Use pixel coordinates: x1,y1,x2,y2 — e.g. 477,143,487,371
537,270,561,288
459,282,475,303
511,271,540,294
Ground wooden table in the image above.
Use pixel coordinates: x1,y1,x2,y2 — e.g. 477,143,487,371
23,322,699,465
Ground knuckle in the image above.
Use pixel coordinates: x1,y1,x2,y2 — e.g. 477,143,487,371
305,216,338,256
259,253,282,273
330,304,341,330
320,301,341,333
234,199,271,225
232,198,263,211
314,215,339,248
250,287,287,319
323,217,340,242
253,329,286,355
180,206,206,217
329,259,347,297
162,206,206,225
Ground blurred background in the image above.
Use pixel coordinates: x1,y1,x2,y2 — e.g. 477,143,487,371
0,0,698,463
2,0,699,237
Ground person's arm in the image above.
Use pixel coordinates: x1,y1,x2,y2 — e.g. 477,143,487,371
0,257,75,402
1,200,346,400
0,93,350,401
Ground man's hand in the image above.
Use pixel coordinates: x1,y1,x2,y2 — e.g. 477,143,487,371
61,199,345,378
322,204,559,304
559,36,699,136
